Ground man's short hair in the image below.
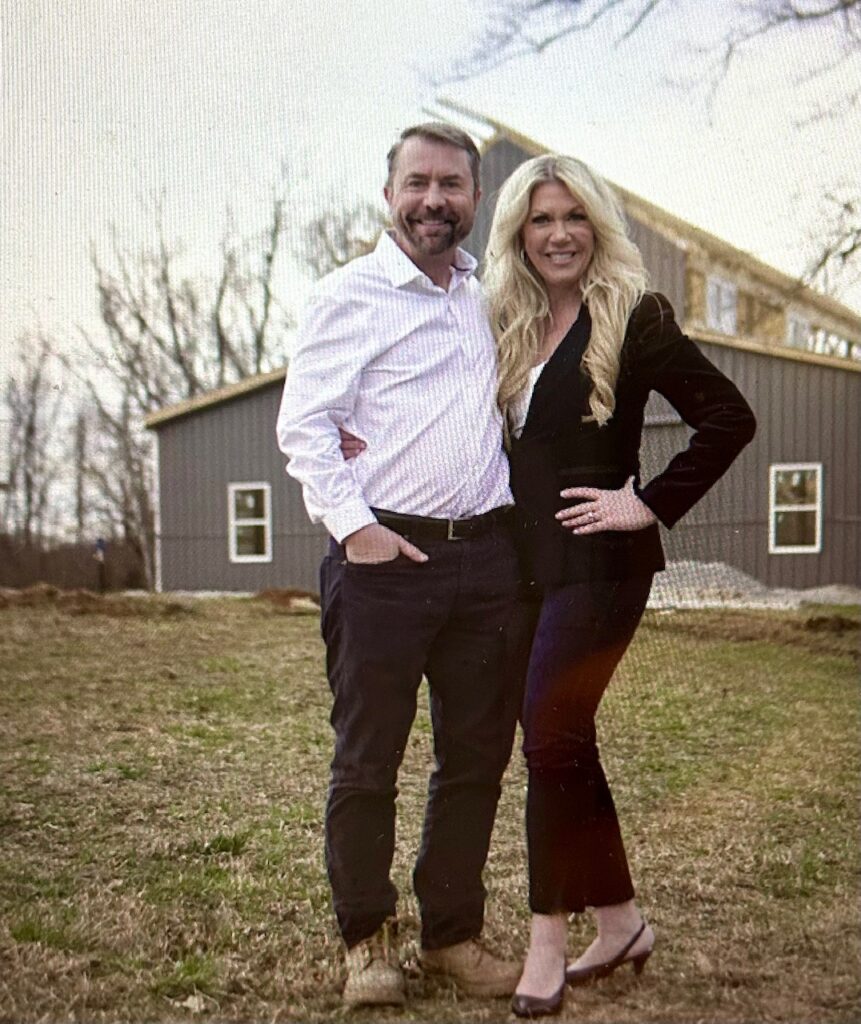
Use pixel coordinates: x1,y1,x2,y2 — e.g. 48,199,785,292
386,123,481,192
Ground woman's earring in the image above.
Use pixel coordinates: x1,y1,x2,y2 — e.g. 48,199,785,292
519,247,528,263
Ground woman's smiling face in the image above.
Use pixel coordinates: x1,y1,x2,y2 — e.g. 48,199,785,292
521,180,595,295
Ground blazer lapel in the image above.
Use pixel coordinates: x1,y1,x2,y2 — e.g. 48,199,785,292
522,304,592,437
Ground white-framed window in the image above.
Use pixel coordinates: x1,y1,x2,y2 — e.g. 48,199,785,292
769,463,822,554
786,318,859,361
706,275,738,335
813,327,851,359
228,482,272,563
786,314,811,351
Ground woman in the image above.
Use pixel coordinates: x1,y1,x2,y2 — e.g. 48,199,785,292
483,155,756,1018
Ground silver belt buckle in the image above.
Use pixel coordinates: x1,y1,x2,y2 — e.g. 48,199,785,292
446,518,461,541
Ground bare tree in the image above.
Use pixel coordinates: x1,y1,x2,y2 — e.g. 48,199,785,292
442,0,665,77
90,195,292,416
444,0,861,296
71,386,157,586
446,0,860,90
67,194,294,588
72,410,90,544
302,202,388,278
2,333,64,547
806,189,861,297
212,197,290,386
2,191,392,586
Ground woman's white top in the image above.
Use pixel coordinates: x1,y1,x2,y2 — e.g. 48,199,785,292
510,362,547,439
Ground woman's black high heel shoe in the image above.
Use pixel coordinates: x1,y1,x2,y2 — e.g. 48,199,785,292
511,962,566,1018
565,920,652,986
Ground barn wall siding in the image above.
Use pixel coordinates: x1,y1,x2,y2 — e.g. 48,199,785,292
155,343,859,593
156,382,328,593
639,342,861,588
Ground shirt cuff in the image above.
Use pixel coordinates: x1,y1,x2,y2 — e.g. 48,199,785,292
323,503,378,544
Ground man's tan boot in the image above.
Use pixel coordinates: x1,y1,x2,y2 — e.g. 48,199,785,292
343,920,406,1008
420,937,521,997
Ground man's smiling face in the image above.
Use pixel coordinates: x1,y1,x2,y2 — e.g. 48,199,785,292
384,136,479,267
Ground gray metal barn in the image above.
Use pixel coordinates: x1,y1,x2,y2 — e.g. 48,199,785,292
146,119,860,594
147,370,323,594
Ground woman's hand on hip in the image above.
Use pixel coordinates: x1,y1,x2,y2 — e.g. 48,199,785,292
556,476,658,534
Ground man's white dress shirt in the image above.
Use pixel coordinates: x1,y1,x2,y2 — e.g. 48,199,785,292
276,231,513,542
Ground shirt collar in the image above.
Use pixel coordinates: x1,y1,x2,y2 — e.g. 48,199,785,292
375,230,478,290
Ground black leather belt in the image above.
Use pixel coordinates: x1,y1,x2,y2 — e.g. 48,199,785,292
371,506,513,542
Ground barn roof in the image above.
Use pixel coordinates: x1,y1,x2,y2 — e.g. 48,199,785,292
145,315,859,431
146,109,860,431
144,366,286,430
435,98,861,331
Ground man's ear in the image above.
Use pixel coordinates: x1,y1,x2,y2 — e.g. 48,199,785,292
383,185,392,205
474,188,482,204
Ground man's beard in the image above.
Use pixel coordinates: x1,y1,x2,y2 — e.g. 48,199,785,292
399,213,469,256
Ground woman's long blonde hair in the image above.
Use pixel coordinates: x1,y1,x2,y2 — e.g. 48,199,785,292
484,154,647,426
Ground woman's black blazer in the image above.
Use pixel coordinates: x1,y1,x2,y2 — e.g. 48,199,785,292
508,292,756,590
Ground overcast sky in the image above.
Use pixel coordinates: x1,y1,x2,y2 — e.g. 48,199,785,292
2,0,859,387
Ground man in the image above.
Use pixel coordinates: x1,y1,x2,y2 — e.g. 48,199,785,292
276,123,520,1008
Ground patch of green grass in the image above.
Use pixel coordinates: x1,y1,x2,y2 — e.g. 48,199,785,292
11,751,54,778
1,867,78,902
163,721,238,749
800,601,860,617
10,912,87,953
139,861,235,909
0,598,857,1023
151,952,221,998
280,800,322,827
200,655,247,676
198,831,249,857
10,919,65,947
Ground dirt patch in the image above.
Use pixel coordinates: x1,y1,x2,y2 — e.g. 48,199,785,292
0,584,194,618
803,614,859,634
254,588,321,613
643,608,860,661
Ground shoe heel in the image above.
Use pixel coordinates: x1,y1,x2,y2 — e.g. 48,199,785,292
631,950,651,976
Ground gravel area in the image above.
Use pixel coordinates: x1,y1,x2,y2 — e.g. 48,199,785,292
649,560,861,610
157,562,861,612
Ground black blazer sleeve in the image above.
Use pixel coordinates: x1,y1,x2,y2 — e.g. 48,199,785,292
509,292,756,589
631,293,757,528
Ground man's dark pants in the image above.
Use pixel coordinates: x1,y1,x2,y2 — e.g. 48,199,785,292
319,525,519,950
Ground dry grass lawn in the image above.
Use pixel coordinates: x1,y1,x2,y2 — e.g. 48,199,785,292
0,588,858,1023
